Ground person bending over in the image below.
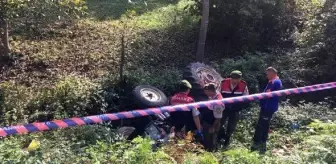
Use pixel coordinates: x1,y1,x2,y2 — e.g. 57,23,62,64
199,83,225,151
170,80,202,139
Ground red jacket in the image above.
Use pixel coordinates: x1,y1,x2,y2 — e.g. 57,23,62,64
221,78,247,97
170,92,194,105
221,78,248,111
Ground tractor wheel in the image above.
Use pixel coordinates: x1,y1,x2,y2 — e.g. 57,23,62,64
133,85,168,108
183,62,223,101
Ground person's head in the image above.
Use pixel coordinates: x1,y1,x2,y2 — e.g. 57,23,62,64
266,67,278,80
203,83,217,97
179,80,192,93
230,70,242,85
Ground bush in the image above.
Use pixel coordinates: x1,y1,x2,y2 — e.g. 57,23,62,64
0,76,107,125
0,68,182,125
212,53,269,93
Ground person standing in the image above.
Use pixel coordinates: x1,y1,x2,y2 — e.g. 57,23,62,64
218,70,249,148
251,67,282,153
170,80,202,138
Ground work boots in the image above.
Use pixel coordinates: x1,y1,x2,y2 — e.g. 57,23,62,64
250,142,267,154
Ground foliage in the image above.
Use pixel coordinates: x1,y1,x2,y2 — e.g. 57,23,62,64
0,0,87,56
0,103,335,163
222,149,261,164
197,0,297,55
184,152,219,164
308,119,336,134
122,137,173,164
0,76,107,125
212,53,269,93
289,0,336,83
302,135,336,163
5,0,86,32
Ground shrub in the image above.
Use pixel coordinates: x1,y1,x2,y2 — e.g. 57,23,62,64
0,81,36,125
0,76,107,125
212,53,269,93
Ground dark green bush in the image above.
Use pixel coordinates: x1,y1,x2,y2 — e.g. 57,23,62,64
0,68,183,125
0,76,107,125
212,53,269,93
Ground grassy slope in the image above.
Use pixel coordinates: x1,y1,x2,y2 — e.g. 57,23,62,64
1,0,197,86
0,0,336,163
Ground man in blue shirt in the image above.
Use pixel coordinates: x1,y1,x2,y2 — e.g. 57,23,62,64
251,67,282,153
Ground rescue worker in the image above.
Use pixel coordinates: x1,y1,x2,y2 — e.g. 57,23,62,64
199,83,225,151
251,67,282,153
218,70,249,148
170,80,202,138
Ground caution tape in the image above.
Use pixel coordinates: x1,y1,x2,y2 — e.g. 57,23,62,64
0,82,335,137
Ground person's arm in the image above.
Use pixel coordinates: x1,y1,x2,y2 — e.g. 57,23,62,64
243,86,249,95
193,115,202,131
192,108,202,131
272,80,282,91
241,86,250,110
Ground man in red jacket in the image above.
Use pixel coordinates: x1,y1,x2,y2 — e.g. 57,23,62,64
219,70,249,148
170,80,202,138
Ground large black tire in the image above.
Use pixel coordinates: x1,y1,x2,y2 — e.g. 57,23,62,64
183,62,223,101
133,85,168,108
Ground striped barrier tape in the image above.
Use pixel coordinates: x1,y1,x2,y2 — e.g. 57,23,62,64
0,82,335,137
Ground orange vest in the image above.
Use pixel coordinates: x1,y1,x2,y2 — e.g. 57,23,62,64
221,78,247,97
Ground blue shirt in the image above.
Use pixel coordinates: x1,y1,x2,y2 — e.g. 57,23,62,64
259,77,282,113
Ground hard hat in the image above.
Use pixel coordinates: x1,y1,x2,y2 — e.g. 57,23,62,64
181,80,192,89
230,70,242,78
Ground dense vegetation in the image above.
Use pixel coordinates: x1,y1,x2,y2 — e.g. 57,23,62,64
0,0,335,163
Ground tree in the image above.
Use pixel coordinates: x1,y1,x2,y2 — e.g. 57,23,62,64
0,0,86,57
0,0,10,56
196,0,209,62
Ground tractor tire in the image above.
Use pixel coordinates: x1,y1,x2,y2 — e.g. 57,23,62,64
133,85,168,108
183,62,223,101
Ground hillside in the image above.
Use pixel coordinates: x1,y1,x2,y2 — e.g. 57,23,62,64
0,0,335,163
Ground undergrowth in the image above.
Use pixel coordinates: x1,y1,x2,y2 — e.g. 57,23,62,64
0,105,335,163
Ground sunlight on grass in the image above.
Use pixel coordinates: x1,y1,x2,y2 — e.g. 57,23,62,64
85,0,198,30
133,0,199,29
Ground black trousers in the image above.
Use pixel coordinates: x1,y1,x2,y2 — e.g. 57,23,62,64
253,110,275,143
170,111,195,132
217,109,239,144
201,122,218,152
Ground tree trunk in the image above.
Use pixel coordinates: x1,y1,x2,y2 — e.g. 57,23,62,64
119,34,125,82
0,0,10,56
2,19,10,55
196,0,210,62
